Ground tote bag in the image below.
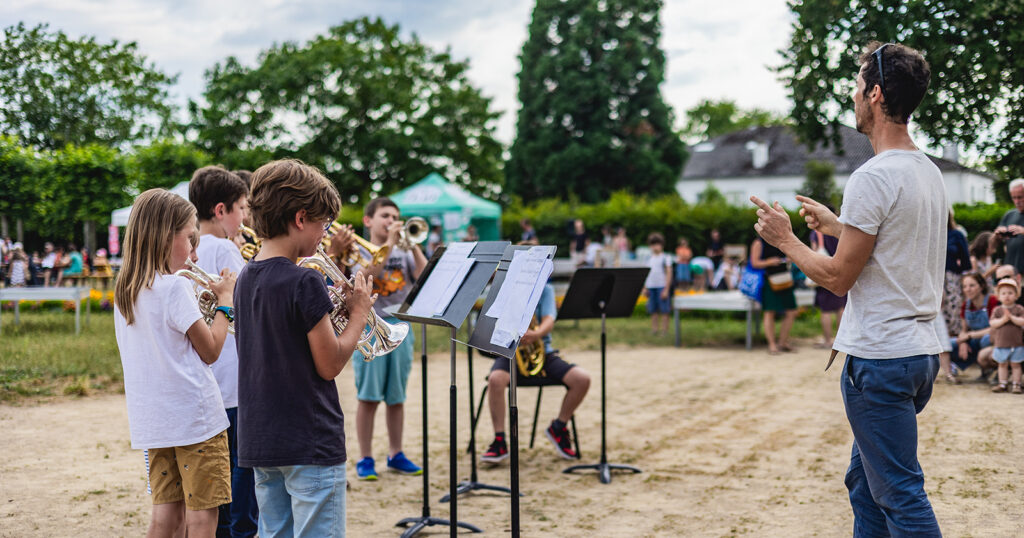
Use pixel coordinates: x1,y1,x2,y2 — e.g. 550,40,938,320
739,264,764,300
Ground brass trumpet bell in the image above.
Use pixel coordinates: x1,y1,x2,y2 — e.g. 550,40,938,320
175,259,234,335
398,217,429,251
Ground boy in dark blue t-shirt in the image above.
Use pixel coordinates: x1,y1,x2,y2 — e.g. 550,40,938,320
235,159,374,537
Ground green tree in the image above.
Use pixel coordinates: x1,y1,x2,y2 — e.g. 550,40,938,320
0,22,177,150
191,17,503,202
0,136,42,239
696,182,728,206
507,0,686,203
681,99,788,142
800,160,838,208
129,140,212,192
778,1,1024,183
37,144,131,247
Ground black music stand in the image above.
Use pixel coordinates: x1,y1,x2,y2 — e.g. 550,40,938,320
559,267,648,484
439,312,517,502
466,245,557,537
393,242,509,538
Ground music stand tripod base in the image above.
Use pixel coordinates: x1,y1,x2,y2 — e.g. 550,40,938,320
563,461,642,484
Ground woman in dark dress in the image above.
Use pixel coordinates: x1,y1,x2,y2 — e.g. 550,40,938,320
750,237,797,354
810,229,847,348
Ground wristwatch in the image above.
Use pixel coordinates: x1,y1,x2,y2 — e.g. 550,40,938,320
214,305,235,322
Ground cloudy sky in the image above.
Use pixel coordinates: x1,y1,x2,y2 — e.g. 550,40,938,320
1,0,797,143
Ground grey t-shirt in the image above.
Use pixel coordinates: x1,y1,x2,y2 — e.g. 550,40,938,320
833,150,947,359
354,246,417,318
997,209,1024,274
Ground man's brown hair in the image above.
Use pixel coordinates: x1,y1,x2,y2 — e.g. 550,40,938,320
859,41,931,124
188,166,248,221
232,169,253,187
248,159,341,239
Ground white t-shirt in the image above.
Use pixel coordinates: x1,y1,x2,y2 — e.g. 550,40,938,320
195,234,245,408
834,150,946,359
644,252,672,289
114,273,228,449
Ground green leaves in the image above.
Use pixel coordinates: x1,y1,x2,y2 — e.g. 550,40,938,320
779,0,1024,182
507,0,686,203
191,17,503,203
0,22,176,150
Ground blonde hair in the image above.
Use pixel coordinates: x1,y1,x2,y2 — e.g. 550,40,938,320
114,189,197,325
248,159,341,239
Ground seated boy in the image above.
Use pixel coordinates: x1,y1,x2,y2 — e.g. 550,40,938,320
235,159,374,537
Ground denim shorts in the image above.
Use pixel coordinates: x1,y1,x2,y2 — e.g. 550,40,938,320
992,347,1024,364
646,288,671,314
254,464,346,537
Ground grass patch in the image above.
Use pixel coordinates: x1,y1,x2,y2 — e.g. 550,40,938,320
1,310,122,403
1,307,822,403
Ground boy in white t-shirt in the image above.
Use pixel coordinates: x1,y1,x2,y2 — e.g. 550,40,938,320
643,232,673,335
188,165,257,536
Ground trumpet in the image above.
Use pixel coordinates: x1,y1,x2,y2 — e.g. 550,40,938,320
238,225,261,262
175,259,234,335
397,217,429,251
299,246,409,359
516,316,545,377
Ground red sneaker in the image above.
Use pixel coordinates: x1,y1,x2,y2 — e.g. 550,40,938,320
480,437,508,463
545,424,577,459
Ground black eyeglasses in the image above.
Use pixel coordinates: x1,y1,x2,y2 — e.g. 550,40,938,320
871,43,894,100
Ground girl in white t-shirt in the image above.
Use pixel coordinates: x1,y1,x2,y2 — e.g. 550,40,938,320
113,188,237,537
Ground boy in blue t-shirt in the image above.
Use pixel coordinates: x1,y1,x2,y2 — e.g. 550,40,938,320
235,159,374,537
481,284,592,463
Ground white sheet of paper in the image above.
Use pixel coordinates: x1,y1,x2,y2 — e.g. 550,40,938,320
407,242,477,317
489,247,553,347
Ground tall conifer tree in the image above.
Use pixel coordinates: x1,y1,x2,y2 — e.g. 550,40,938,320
507,0,685,203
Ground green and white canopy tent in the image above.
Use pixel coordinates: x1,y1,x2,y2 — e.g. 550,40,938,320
389,173,501,242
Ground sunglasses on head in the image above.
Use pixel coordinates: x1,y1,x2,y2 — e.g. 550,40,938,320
871,43,895,100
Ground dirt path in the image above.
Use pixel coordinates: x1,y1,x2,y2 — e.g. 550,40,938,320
2,343,1023,536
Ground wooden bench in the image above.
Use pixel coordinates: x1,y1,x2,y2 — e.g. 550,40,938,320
672,289,815,350
0,287,92,334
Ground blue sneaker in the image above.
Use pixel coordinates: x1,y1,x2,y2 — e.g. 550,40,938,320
386,451,422,475
356,457,378,481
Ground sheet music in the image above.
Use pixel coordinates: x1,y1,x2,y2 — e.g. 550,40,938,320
489,247,553,346
407,242,477,317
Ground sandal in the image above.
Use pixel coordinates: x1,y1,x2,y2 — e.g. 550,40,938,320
1013,383,1022,395
943,373,961,385
992,382,1008,393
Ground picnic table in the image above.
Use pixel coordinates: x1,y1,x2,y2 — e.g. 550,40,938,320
0,287,92,334
672,289,815,350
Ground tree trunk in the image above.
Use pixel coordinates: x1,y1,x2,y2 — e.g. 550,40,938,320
1,214,7,238
83,220,96,254
16,218,23,243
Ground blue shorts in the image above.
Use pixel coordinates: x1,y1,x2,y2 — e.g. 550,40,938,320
646,288,671,314
352,317,414,405
992,347,1024,364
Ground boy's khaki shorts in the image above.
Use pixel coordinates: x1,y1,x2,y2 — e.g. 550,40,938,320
148,430,231,510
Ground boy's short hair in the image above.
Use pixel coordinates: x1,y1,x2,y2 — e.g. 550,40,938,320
858,41,931,124
365,197,399,218
189,166,249,221
248,159,341,239
647,232,665,246
232,169,253,187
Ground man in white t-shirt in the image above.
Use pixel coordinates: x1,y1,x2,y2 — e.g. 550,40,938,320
751,42,942,536
189,166,257,537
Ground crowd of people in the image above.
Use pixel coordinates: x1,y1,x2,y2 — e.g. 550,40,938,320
0,238,114,287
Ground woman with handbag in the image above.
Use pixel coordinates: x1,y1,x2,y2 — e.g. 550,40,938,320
810,229,847,348
751,237,797,354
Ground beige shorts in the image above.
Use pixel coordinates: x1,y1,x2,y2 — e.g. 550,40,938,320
148,430,231,511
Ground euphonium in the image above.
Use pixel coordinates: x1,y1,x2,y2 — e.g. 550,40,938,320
238,224,262,262
397,217,429,251
515,316,545,377
299,246,410,359
175,259,234,335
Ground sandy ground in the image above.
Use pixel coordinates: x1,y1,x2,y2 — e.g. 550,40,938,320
2,341,1024,537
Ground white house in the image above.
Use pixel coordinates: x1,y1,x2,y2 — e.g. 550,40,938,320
676,125,995,209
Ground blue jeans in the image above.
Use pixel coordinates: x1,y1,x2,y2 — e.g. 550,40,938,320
842,354,941,537
217,407,258,538
254,464,346,538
